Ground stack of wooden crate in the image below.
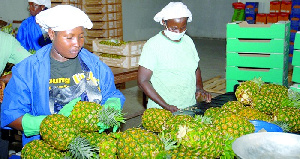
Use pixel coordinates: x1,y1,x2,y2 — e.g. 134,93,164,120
226,21,290,92
290,31,300,92
51,0,82,8
83,0,123,52
92,39,146,69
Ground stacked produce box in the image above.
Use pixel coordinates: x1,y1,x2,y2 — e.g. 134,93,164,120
92,39,146,69
51,0,82,8
83,0,123,52
226,21,290,92
290,32,300,92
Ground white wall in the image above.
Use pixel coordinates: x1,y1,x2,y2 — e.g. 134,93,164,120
0,0,30,22
1,0,238,40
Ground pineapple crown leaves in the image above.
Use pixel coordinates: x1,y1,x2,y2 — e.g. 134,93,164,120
271,121,291,132
97,107,126,131
220,134,236,159
282,89,300,109
158,131,179,151
194,115,213,125
251,77,264,88
68,137,99,159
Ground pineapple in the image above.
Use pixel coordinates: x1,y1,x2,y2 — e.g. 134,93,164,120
40,114,78,151
235,77,264,105
238,106,272,122
212,111,255,139
98,132,120,158
68,137,98,159
163,114,193,141
252,83,288,115
79,131,107,147
142,108,172,133
21,139,64,158
68,101,103,132
273,106,300,132
117,127,164,158
178,116,224,158
221,101,244,114
98,106,126,133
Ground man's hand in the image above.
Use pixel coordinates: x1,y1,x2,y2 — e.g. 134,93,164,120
196,88,212,103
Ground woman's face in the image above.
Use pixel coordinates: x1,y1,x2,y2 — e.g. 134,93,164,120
28,2,45,16
49,26,85,62
163,17,188,33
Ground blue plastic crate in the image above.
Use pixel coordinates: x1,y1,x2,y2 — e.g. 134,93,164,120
249,120,283,133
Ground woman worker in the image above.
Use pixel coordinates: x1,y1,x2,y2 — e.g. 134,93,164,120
1,5,125,146
138,2,212,113
16,0,52,51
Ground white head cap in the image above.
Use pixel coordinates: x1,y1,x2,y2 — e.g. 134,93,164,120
28,0,51,9
36,5,93,32
154,2,192,25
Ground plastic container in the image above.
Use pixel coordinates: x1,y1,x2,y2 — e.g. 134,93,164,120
249,120,283,132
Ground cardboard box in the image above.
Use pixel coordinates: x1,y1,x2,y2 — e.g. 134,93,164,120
83,0,121,5
245,2,258,14
226,66,288,84
83,4,122,14
226,38,289,53
278,13,290,21
292,50,300,66
292,66,300,83
227,21,290,39
95,53,140,69
281,1,292,13
256,13,267,24
267,13,278,24
270,1,281,13
92,21,122,30
87,12,122,22
85,28,123,38
93,39,146,56
226,52,288,68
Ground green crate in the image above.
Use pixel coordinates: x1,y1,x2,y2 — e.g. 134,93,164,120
226,66,288,84
226,78,288,92
227,52,289,68
290,83,300,93
226,38,289,53
292,66,300,83
227,21,290,39
294,32,300,50
292,50,300,66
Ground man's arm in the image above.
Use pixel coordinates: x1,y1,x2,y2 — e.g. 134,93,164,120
195,68,212,102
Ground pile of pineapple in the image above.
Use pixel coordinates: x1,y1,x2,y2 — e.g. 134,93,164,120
21,78,300,158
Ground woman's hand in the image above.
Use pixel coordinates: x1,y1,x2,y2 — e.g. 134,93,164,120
196,88,212,103
165,104,180,113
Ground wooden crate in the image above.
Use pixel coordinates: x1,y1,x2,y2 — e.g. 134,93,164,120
88,12,122,21
83,3,122,14
85,28,122,38
92,20,122,29
83,0,121,5
203,76,226,94
93,39,146,56
95,53,140,69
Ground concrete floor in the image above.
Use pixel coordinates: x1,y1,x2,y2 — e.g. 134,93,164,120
119,38,227,131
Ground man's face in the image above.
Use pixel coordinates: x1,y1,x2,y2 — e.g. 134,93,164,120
49,26,85,62
28,2,45,16
163,17,188,33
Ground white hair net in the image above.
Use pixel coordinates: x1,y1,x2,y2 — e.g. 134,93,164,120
154,2,192,25
28,0,51,9
36,5,93,32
